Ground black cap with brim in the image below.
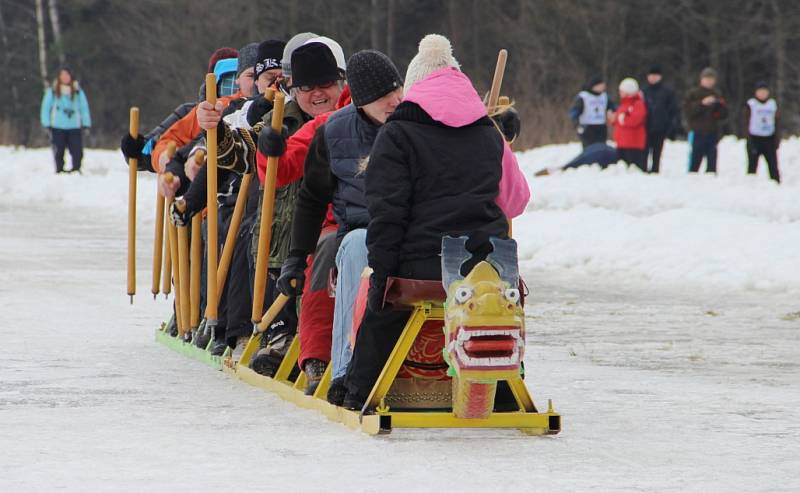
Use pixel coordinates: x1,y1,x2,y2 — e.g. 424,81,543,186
755,80,769,90
290,42,342,88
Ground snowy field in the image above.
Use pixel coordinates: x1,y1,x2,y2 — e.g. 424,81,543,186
1,141,798,492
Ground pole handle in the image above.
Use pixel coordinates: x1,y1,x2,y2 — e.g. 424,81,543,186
487,49,508,114
129,107,139,138
255,280,295,332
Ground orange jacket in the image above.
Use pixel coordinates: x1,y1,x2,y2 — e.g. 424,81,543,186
152,92,243,173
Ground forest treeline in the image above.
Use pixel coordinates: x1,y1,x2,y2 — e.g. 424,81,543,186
1,0,798,149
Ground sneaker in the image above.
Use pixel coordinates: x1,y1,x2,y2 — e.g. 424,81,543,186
302,359,327,396
209,339,227,356
250,329,294,377
326,377,347,406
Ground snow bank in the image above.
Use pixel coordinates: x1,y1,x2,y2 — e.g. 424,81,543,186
1,137,798,293
0,146,157,224
516,136,800,293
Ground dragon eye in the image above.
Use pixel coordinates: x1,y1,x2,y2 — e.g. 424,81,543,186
504,288,520,304
454,287,473,304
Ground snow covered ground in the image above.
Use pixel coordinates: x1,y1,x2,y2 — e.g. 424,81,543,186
1,142,798,492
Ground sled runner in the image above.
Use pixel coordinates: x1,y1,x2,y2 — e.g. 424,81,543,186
155,319,228,370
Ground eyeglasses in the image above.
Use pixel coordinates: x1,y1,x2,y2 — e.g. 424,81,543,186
293,80,340,93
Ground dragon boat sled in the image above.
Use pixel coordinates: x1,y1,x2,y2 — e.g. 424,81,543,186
156,237,561,436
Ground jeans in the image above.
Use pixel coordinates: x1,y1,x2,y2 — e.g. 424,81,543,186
331,229,369,379
50,128,83,173
688,131,718,173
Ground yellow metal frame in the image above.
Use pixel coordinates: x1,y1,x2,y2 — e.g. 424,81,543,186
217,301,560,436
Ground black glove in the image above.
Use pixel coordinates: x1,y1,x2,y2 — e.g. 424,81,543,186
169,199,191,227
121,133,145,160
257,125,288,158
492,107,520,143
247,96,274,127
367,274,388,312
277,255,307,297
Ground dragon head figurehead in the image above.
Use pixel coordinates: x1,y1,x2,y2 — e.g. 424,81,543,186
441,236,526,394
444,260,525,383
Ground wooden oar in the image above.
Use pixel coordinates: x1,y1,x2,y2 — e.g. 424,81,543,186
215,172,252,298
189,150,205,329
175,199,191,336
126,107,139,304
487,49,507,115
250,92,286,324
163,172,184,333
151,141,175,299
204,73,220,328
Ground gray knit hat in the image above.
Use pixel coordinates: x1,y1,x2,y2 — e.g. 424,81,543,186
281,32,317,79
237,43,259,76
346,50,403,107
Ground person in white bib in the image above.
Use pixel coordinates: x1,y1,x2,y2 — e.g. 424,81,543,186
743,81,780,183
569,75,617,149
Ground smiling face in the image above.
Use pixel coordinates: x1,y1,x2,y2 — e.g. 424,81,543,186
292,81,342,117
360,88,403,125
444,261,525,382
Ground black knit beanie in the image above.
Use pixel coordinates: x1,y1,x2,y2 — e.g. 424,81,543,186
346,50,403,107
290,42,342,88
255,39,286,80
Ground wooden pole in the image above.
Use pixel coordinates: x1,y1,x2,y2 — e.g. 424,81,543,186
215,172,252,299
175,200,191,336
190,150,205,329
151,141,175,299
204,73,219,325
163,172,184,333
251,92,286,323
161,209,172,298
487,49,507,115
126,107,139,304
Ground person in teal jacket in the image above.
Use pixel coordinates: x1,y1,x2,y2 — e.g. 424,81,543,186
40,68,91,173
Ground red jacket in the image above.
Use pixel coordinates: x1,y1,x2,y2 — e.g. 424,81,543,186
612,93,647,150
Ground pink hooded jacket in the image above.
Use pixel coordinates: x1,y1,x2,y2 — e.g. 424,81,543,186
404,67,531,218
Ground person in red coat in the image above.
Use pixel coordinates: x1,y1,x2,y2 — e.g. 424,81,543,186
612,77,648,172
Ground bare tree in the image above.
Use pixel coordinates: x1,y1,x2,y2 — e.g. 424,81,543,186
35,0,48,88
47,0,65,66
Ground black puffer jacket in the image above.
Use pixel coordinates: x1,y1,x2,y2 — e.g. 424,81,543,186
365,100,508,282
643,81,680,137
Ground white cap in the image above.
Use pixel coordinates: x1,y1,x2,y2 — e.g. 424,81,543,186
282,32,317,78
304,36,347,72
619,77,639,96
403,34,460,96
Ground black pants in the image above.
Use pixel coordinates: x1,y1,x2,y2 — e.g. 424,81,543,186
689,132,718,173
747,136,780,183
344,256,442,399
646,133,665,173
51,128,83,173
579,124,607,149
618,148,647,172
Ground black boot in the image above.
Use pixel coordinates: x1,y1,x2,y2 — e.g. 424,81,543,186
327,376,347,406
302,359,327,396
342,391,366,411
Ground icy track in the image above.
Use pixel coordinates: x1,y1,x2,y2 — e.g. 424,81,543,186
1,141,798,492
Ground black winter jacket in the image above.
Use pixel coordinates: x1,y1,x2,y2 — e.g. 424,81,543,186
643,82,680,137
288,105,380,258
365,101,508,283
